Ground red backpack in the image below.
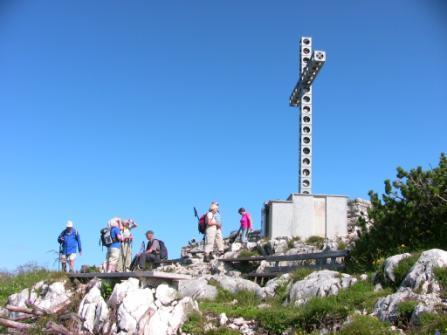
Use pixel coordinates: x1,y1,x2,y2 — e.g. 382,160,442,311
198,214,207,234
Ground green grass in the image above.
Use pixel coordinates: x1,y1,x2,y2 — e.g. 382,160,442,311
305,236,325,249
396,300,418,328
339,315,397,335
392,252,420,288
409,312,447,335
0,267,67,305
434,267,447,299
198,279,392,334
290,268,313,282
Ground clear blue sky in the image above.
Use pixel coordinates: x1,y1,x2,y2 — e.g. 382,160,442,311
0,1,446,270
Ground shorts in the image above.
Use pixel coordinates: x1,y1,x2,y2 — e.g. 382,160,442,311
60,253,76,262
107,247,121,265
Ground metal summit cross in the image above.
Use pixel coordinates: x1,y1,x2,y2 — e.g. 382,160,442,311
289,37,326,194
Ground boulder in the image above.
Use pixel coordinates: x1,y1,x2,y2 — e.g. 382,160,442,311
108,278,140,307
143,308,170,335
167,297,199,334
212,274,266,299
289,270,357,305
155,284,177,306
7,287,37,319
178,278,218,301
33,281,72,311
78,281,109,333
117,287,155,334
263,273,292,297
383,253,411,283
374,287,443,323
401,249,447,294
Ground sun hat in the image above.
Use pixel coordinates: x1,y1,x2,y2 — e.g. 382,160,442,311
66,220,73,228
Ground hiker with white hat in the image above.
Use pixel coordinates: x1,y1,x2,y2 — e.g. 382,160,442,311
204,202,224,262
57,220,82,273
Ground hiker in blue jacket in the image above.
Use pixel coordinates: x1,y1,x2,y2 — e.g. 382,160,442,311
57,220,82,273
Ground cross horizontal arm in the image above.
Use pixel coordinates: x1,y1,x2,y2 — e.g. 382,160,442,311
289,50,326,107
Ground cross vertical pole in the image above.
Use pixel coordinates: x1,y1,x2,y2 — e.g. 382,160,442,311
299,37,313,194
289,36,326,195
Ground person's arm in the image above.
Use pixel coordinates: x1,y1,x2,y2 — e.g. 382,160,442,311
76,231,82,254
248,214,253,230
57,231,64,244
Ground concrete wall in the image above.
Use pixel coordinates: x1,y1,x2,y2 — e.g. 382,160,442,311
264,193,347,240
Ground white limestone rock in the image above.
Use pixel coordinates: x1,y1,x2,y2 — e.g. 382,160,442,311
155,284,177,306
383,253,411,283
117,287,155,334
212,274,266,299
219,313,228,326
167,297,199,334
178,278,218,301
263,273,292,297
288,270,357,305
33,281,72,311
374,287,443,323
231,242,242,252
78,281,109,333
274,239,289,254
108,277,140,307
7,287,37,319
401,249,447,294
144,308,170,335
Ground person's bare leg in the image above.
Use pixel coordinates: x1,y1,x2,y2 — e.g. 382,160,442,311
69,259,75,272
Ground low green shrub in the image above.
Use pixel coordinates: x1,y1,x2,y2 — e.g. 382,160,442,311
305,236,325,249
409,312,447,335
287,236,302,249
182,312,205,334
392,253,420,288
339,315,397,335
100,279,118,300
291,268,313,282
396,300,418,328
434,267,447,299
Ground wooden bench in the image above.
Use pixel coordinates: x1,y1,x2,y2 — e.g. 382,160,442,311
221,250,350,284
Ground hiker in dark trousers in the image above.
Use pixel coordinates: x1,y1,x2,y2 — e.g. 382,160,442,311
136,230,161,270
57,220,82,273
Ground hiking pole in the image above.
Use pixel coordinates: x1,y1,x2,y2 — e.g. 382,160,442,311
194,207,200,220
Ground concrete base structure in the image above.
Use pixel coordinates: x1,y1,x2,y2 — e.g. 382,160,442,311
262,193,348,240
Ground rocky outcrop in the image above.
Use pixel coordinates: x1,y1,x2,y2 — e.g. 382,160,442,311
78,280,109,333
384,253,411,283
212,274,266,299
401,249,447,294
288,270,357,305
178,277,218,301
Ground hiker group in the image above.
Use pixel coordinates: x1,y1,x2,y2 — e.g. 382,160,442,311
57,202,253,272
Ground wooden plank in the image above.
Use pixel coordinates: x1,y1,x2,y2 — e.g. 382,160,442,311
68,271,191,281
244,263,346,278
221,250,349,263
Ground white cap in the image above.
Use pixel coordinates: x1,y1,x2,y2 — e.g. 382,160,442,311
66,220,73,228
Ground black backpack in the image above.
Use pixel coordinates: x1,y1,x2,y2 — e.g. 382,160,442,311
100,227,115,247
148,239,168,260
